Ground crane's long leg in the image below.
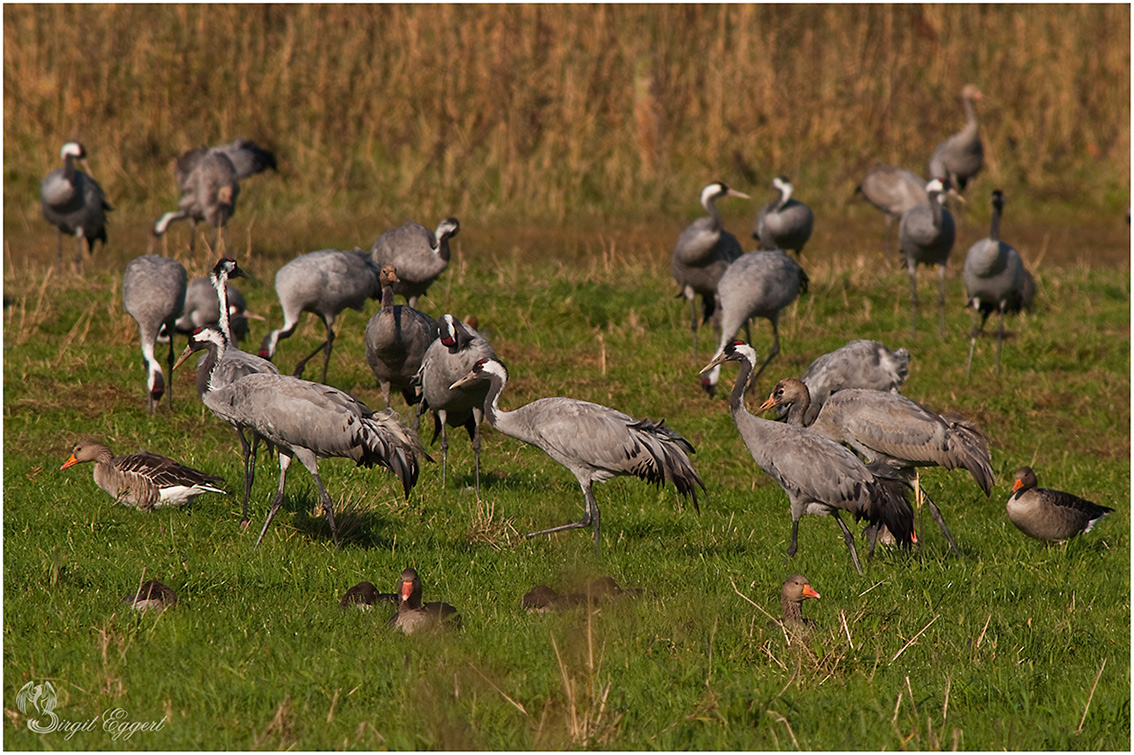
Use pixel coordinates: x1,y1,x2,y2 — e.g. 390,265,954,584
292,322,335,382
752,318,781,384
965,298,982,376
470,408,483,497
165,332,176,411
937,264,947,338
919,486,958,552
306,467,341,548
525,484,602,558
687,289,698,359
995,301,1006,377
832,512,864,575
56,229,65,269
438,409,450,487
236,427,255,527
73,235,85,275
787,517,800,558
255,453,293,548
908,260,920,336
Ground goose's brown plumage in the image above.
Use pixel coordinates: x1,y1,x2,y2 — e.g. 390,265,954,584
340,581,397,609
62,440,225,510
122,580,179,611
1007,467,1113,542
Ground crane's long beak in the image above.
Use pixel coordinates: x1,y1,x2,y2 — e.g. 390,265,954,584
172,344,197,372
728,189,751,200
241,309,267,322
80,158,94,178
449,370,479,390
699,353,728,375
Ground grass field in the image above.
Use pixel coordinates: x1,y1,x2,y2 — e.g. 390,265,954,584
3,205,1129,749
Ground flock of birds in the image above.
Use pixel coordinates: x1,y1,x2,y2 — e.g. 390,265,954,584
50,83,1112,630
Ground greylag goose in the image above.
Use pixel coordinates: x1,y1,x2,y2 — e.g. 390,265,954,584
62,439,225,510
1007,467,1113,542
388,568,462,634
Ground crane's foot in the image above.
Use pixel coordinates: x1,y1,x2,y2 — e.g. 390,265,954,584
524,515,593,540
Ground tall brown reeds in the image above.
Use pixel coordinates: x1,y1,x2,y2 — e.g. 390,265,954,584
4,4,1129,230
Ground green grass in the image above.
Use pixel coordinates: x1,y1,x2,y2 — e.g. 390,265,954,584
2,214,1129,749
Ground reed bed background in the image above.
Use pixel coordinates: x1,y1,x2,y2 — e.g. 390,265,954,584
4,3,1130,241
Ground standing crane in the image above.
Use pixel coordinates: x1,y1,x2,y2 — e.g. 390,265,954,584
40,141,112,273
364,265,438,419
417,314,497,491
151,138,276,253
701,341,914,574
181,258,280,527
259,248,381,382
451,357,704,557
123,254,187,413
754,176,814,256
898,178,955,337
670,181,749,358
928,84,984,195
963,190,1035,375
176,326,426,548
759,377,994,552
701,250,808,396
370,218,460,307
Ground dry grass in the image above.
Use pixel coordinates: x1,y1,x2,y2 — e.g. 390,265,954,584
4,5,1128,235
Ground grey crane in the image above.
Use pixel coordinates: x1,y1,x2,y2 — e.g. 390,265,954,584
180,258,280,527
760,377,994,552
123,254,187,412
963,190,1035,376
701,341,915,574
370,218,460,307
151,138,277,253
797,340,910,426
928,84,984,194
364,265,438,419
1007,466,1113,543
176,326,426,548
855,163,928,254
417,314,497,491
670,181,749,357
62,439,224,510
387,567,462,634
700,250,809,396
898,178,955,337
40,141,112,273
451,357,705,557
754,176,814,256
174,275,254,342
258,248,381,382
